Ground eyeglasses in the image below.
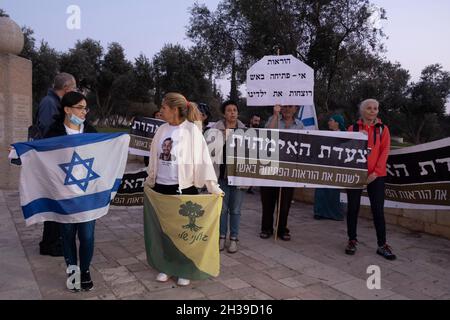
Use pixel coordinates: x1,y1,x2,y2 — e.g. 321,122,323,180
70,105,90,113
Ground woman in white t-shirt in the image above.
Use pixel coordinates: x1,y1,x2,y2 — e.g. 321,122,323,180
145,92,223,286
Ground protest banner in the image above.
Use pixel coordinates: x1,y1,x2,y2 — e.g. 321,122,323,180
226,128,368,189
351,137,450,210
129,117,165,156
111,168,148,207
246,54,314,106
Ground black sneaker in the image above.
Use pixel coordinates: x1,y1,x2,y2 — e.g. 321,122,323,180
345,240,357,255
81,270,94,291
377,244,397,261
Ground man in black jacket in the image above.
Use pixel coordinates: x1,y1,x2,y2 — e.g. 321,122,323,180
36,73,77,137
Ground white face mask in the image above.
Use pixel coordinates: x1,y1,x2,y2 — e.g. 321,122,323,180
69,114,85,125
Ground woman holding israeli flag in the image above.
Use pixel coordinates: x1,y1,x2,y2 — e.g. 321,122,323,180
44,91,97,292
10,90,130,293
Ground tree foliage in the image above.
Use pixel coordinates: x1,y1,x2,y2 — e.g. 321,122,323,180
153,44,212,102
8,5,449,142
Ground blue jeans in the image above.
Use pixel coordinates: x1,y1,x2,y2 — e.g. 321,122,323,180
60,220,96,273
219,179,244,239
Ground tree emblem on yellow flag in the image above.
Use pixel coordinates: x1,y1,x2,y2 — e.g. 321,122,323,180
179,201,204,232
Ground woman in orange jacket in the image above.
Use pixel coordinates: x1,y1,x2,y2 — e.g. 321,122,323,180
345,99,396,260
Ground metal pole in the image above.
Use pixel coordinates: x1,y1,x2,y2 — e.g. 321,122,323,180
274,46,282,242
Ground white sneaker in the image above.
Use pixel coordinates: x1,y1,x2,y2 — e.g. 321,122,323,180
156,272,169,282
219,236,226,251
228,238,238,253
177,278,190,286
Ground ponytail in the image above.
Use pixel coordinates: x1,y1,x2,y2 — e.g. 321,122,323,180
162,92,202,129
186,101,202,129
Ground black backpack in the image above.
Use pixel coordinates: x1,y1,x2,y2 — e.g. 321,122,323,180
27,106,44,141
27,124,43,141
353,122,384,145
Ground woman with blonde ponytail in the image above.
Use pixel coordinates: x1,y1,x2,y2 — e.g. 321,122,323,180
159,92,203,129
144,92,223,286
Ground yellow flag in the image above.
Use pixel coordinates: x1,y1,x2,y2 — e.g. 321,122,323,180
143,186,223,279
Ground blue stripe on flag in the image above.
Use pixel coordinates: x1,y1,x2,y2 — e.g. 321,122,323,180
22,179,122,219
301,117,315,127
13,133,127,157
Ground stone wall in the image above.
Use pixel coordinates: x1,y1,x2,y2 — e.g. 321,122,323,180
0,54,32,189
293,188,450,240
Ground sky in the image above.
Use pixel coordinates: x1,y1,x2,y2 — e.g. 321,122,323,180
1,0,450,112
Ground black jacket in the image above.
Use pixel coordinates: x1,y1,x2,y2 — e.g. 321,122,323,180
45,121,97,138
36,89,61,136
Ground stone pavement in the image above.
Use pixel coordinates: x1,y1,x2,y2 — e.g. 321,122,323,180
1,186,450,300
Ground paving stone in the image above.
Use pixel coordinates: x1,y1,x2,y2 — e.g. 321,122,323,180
332,279,397,300
220,278,251,290
301,264,357,286
390,285,434,300
263,266,299,280
117,257,139,266
126,262,150,273
278,277,305,289
243,273,298,300
383,294,410,300
3,188,450,300
98,266,137,286
145,287,206,300
140,278,178,292
111,281,147,299
220,254,241,267
196,282,231,296
0,286,42,299
248,261,272,271
302,283,354,300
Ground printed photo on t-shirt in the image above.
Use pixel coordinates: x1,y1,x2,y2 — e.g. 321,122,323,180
159,137,176,161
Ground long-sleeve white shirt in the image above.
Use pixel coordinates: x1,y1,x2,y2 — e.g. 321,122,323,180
145,120,223,195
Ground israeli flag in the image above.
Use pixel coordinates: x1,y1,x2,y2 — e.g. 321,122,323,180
11,133,130,226
297,105,318,130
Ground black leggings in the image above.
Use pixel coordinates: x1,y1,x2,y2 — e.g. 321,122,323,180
346,177,387,247
153,183,199,195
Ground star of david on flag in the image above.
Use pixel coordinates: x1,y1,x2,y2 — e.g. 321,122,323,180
59,151,100,192
10,133,130,226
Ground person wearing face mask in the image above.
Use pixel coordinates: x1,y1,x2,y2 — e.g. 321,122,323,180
45,91,98,291
345,99,396,260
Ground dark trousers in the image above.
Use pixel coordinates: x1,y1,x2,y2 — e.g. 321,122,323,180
153,183,199,195
260,187,294,235
60,220,96,273
40,221,62,251
346,177,387,247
